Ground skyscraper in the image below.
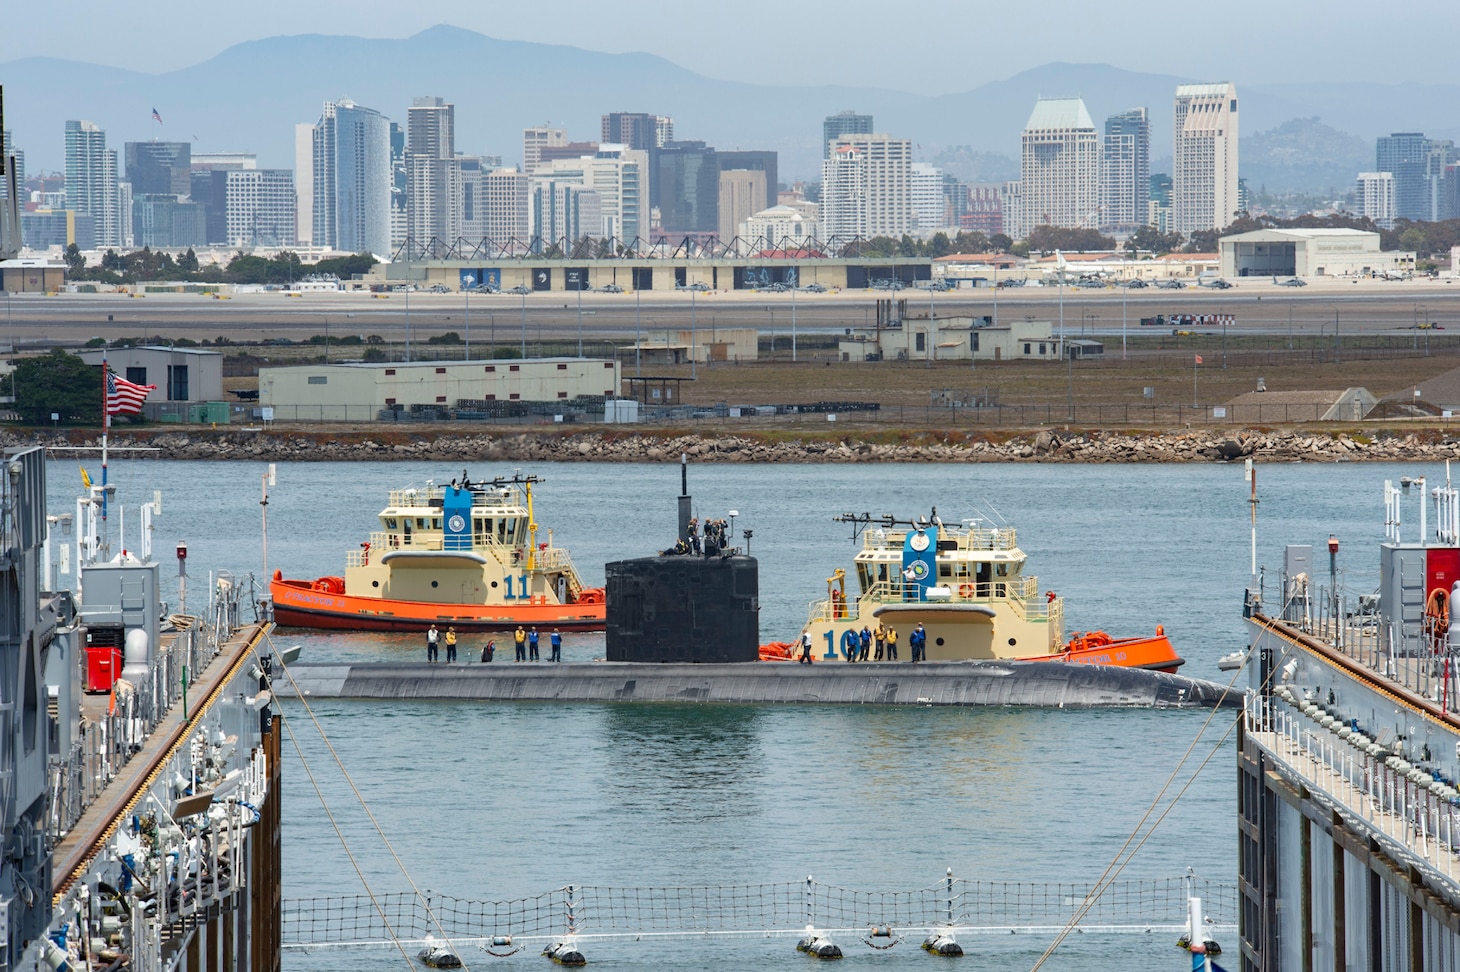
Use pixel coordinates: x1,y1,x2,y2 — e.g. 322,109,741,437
1355,172,1396,229
124,142,191,196
602,113,672,151
820,134,913,240
523,126,567,172
225,170,297,246
823,111,873,158
718,169,766,241
406,96,460,247
529,146,646,241
1100,108,1149,234
911,163,945,231
1017,98,1099,239
1172,83,1239,236
1,129,23,202
65,120,120,247
653,141,720,235
294,123,314,246
485,168,529,245
1376,133,1431,222
312,100,391,256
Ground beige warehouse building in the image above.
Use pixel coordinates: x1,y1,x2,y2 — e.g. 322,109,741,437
260,357,621,422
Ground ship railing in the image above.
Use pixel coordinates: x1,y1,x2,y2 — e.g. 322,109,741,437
1306,587,1460,718
46,581,248,841
860,526,1018,552
806,577,1052,624
1245,692,1460,884
532,547,575,573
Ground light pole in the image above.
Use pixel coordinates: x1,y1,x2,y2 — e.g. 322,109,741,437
690,287,698,379
635,285,642,377
485,310,495,359
1120,281,1128,360
576,280,584,357
1058,277,1065,360
321,314,330,362
464,286,471,361
404,287,411,362
791,285,798,362
520,290,527,359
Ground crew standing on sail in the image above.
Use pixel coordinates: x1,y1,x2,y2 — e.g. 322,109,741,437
427,624,440,663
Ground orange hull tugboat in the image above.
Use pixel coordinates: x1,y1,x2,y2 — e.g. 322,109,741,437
271,473,606,632
762,510,1183,672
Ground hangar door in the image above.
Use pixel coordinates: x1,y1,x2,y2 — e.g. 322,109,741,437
1234,242,1296,277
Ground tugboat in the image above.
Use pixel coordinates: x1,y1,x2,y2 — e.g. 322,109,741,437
271,473,606,631
765,509,1182,671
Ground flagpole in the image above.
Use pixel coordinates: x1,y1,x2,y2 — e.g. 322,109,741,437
101,350,109,531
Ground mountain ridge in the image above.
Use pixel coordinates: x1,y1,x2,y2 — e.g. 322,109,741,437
2,25,1452,191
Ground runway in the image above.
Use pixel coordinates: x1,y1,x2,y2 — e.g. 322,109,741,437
2,276,1458,348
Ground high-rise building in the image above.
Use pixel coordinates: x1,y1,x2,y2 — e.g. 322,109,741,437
523,126,567,172
485,168,529,244
311,100,391,256
225,170,296,246
124,142,191,197
406,96,461,248
65,120,120,247
820,134,913,240
601,113,670,151
1148,173,1173,235
529,146,646,241
1426,141,1457,222
717,151,778,208
1376,133,1431,222
718,169,766,242
911,162,945,231
1,129,24,201
1100,108,1149,234
294,123,314,245
823,111,873,158
131,194,206,247
1172,83,1239,235
653,141,720,235
389,121,406,253
1017,98,1099,239
1355,171,1396,229
528,181,601,246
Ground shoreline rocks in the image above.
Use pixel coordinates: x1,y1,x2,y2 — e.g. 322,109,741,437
13,426,1460,464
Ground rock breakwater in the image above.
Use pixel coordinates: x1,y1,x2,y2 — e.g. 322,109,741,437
20,427,1460,464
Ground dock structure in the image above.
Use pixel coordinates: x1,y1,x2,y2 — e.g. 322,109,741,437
0,445,283,972
1240,478,1460,970
275,659,1237,708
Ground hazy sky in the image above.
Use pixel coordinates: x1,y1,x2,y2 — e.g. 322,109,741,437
6,0,1457,92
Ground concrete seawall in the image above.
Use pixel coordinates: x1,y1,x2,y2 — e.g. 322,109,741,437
273,660,1240,709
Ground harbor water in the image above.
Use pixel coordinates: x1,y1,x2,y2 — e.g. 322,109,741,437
44,458,1433,970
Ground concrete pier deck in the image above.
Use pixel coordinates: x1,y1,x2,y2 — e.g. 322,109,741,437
273,660,1239,708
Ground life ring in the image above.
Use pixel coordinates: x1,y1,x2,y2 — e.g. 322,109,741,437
958,583,975,598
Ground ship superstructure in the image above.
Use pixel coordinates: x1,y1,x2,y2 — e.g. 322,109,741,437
1240,473,1460,969
0,447,282,972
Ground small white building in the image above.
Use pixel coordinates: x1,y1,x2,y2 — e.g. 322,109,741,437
76,346,224,403
838,317,1063,362
636,328,758,365
259,357,622,422
741,205,819,247
1219,227,1415,278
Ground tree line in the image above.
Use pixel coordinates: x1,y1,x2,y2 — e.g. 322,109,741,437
63,246,378,285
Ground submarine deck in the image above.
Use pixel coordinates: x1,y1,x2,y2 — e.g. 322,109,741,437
273,660,1239,709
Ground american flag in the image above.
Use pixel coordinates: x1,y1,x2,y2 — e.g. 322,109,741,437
152,108,163,124
1194,354,1204,365
106,370,156,415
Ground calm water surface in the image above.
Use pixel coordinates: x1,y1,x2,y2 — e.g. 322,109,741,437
44,457,1426,970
